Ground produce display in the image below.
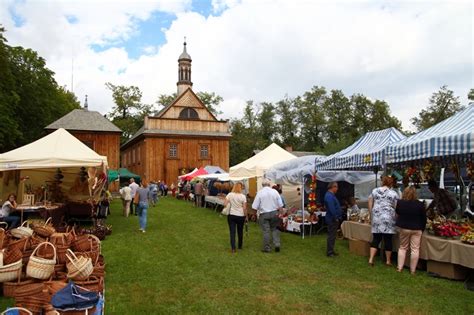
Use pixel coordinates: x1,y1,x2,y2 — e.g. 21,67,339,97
426,215,474,240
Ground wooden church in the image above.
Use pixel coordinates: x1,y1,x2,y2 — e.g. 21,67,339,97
120,41,231,185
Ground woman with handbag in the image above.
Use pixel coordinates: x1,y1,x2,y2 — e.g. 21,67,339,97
224,183,247,253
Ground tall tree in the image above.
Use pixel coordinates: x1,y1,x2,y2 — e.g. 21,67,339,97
275,96,299,149
256,102,276,148
105,83,143,119
105,83,148,142
322,89,352,144
295,86,327,151
368,99,402,131
350,93,373,139
0,27,80,152
411,85,464,131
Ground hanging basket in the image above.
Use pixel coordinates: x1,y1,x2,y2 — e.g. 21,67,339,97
32,217,56,238
26,242,56,280
10,221,33,239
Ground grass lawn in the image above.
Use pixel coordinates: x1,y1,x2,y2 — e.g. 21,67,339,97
1,197,473,314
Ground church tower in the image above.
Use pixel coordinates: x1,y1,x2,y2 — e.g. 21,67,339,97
177,39,192,96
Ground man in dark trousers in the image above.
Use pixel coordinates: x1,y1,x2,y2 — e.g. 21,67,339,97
324,182,342,257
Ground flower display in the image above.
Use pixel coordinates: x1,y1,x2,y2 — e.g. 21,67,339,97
308,174,317,212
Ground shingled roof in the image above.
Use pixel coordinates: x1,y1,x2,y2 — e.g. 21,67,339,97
45,109,122,133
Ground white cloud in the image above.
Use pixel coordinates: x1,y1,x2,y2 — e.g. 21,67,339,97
0,0,472,132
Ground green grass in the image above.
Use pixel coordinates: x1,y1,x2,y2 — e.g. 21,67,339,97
1,197,473,314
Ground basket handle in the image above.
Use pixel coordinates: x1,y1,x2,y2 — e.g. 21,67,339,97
31,241,57,261
20,220,29,228
1,307,33,315
65,248,81,269
88,234,102,254
0,222,8,229
44,217,52,226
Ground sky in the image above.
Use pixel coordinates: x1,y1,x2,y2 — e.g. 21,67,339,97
1,0,472,131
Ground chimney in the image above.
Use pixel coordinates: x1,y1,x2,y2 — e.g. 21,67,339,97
285,146,293,152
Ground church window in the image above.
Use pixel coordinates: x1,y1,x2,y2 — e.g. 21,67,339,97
200,145,209,159
168,144,178,158
179,108,199,119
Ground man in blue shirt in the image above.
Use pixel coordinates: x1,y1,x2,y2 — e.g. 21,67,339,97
324,182,342,257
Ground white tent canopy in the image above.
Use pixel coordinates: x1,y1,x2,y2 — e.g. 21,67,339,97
0,128,107,171
229,143,296,179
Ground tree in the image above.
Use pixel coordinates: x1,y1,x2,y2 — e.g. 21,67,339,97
196,91,223,117
350,93,373,139
368,99,402,131
275,96,299,149
0,26,80,152
468,88,474,101
294,86,327,151
105,83,143,119
256,102,276,148
322,89,352,145
105,83,149,142
411,85,464,131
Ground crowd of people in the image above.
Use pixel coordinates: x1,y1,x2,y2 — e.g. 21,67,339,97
112,173,459,274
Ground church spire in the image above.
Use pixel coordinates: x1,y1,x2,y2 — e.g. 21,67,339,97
177,37,192,95
84,95,88,110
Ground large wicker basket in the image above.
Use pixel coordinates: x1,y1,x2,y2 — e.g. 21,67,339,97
10,221,33,239
26,242,56,280
0,259,22,282
2,278,35,298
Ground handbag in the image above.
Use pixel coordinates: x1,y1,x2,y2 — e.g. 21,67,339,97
221,201,231,216
133,193,139,205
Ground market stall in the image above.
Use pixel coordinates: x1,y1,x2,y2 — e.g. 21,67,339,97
230,143,296,197
316,127,406,171
0,128,108,313
0,128,108,222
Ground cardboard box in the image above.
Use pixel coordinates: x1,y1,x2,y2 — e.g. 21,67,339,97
349,238,370,257
427,261,468,280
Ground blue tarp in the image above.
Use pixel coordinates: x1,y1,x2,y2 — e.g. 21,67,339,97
316,127,406,170
386,104,474,164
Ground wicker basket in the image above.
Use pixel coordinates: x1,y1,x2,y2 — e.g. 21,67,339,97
71,234,91,252
1,307,33,315
10,221,33,239
75,276,104,293
6,236,29,252
2,278,35,298
14,282,45,297
50,226,74,246
32,217,56,238
26,242,56,280
0,223,8,249
3,247,23,265
65,249,93,281
0,259,22,282
44,278,67,295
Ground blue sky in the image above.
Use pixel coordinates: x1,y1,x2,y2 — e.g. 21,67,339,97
91,0,216,60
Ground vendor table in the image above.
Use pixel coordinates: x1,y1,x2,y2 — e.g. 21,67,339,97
205,195,226,211
16,204,62,224
341,221,474,269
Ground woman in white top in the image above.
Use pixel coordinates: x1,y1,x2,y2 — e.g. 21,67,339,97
1,193,20,228
224,183,247,253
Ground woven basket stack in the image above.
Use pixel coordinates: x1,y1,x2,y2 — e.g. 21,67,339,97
0,219,106,315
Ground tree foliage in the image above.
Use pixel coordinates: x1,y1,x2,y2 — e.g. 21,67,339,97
468,88,474,101
0,26,80,152
229,85,403,164
411,85,464,131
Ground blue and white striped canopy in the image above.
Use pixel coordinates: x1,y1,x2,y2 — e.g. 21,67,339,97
386,104,474,164
316,127,406,170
